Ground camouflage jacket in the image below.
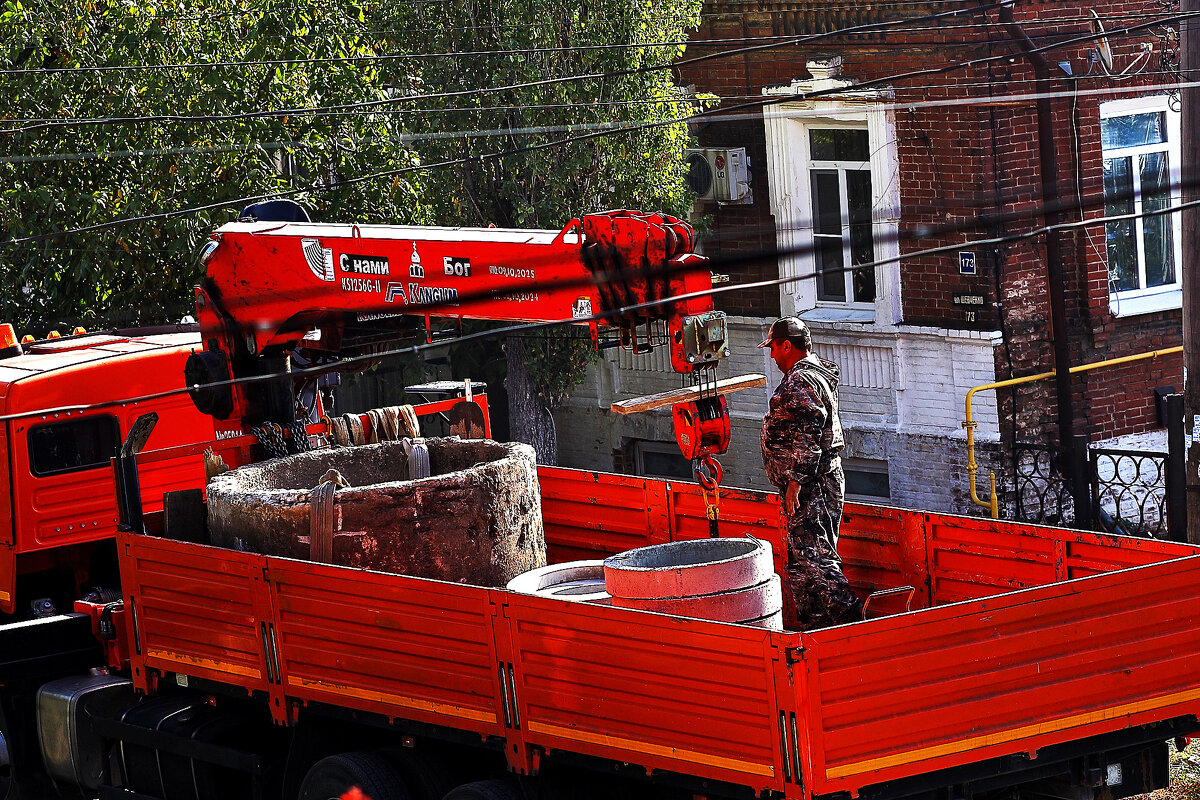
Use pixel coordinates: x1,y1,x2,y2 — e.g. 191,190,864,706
760,354,845,492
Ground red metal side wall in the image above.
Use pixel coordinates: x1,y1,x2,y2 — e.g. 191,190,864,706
806,552,1200,797
119,468,1200,800
122,535,273,692
505,592,786,794
267,558,502,737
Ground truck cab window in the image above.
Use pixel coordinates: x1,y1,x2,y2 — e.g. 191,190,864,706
28,415,120,477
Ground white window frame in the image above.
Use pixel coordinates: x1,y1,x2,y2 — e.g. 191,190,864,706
764,86,901,326
1099,95,1182,318
808,126,876,306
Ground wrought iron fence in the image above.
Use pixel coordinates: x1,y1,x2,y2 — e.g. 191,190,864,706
1089,447,1168,538
1008,396,1185,539
1012,443,1075,528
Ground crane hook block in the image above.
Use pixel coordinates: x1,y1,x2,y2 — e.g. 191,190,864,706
672,395,731,461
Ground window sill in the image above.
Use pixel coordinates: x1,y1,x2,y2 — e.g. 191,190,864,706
799,307,876,323
1109,287,1181,317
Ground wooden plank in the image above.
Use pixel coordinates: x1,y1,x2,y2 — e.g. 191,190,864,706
609,374,767,415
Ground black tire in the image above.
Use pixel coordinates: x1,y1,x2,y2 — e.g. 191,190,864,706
0,702,12,800
386,749,458,800
299,752,413,800
442,779,524,800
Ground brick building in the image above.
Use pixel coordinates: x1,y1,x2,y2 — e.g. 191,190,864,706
554,0,1184,515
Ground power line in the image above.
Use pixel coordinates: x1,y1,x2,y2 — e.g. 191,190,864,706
4,76,1193,168
3,185,1194,423
4,7,1191,248
0,8,1173,78
0,2,995,135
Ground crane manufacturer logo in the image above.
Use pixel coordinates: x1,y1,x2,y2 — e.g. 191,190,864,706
409,243,425,278
301,239,335,282
385,282,408,303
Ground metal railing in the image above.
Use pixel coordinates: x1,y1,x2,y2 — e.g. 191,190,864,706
1007,395,1185,540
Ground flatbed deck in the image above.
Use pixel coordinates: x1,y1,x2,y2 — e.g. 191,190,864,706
118,466,1200,800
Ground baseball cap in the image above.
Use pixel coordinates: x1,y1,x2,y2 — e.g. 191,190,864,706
757,316,808,348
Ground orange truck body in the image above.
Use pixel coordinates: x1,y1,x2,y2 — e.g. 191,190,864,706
118,467,1200,800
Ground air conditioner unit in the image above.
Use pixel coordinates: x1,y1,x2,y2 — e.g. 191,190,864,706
685,147,750,203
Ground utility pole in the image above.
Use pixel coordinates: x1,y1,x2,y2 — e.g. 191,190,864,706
999,2,1087,523
1183,0,1200,543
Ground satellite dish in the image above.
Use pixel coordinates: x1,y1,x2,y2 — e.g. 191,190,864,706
1090,10,1114,74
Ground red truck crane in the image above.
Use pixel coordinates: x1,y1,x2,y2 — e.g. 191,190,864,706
1,204,1199,800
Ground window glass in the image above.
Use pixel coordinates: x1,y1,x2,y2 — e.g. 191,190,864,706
635,442,693,480
811,171,841,234
1100,112,1164,150
845,462,891,500
847,169,876,303
811,170,847,301
810,128,869,161
28,416,121,477
1102,156,1138,292
1140,151,1174,287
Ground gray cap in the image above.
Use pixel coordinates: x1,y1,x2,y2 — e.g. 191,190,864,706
757,316,809,348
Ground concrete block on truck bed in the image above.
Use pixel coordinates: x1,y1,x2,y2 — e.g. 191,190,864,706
603,537,782,628
207,437,545,587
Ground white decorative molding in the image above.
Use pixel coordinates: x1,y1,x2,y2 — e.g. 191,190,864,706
762,79,901,326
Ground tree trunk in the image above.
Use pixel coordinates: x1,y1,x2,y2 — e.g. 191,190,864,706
505,336,557,465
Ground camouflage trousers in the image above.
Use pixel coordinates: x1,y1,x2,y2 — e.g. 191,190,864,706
783,461,862,630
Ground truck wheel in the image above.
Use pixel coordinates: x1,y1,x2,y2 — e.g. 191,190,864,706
387,749,457,800
442,780,523,800
299,753,412,800
0,711,10,800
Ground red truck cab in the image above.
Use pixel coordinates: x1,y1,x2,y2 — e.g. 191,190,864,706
0,328,213,618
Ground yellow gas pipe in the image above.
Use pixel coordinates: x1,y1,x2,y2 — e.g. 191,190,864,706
965,346,1183,518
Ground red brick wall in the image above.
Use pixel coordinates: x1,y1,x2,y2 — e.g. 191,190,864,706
677,0,1183,443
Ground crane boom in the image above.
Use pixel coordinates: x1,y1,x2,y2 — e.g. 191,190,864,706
184,208,729,431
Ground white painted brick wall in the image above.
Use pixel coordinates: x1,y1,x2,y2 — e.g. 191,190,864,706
554,316,1003,514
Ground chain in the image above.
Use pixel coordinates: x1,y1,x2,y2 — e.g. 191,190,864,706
252,422,289,460
286,420,313,454
694,454,723,539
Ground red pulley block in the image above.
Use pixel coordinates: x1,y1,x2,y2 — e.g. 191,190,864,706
672,395,731,461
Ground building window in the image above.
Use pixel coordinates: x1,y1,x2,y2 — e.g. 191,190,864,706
810,128,877,305
633,441,693,481
1100,96,1181,317
843,458,891,503
762,86,901,325
28,415,120,477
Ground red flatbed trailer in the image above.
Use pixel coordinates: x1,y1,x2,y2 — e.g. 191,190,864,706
116,466,1200,800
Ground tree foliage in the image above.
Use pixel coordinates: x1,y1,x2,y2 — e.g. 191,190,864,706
0,0,429,331
0,0,701,456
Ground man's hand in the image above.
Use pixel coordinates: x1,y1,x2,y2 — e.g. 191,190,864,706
785,480,800,515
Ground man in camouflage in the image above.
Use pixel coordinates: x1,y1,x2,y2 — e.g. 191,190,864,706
759,317,862,629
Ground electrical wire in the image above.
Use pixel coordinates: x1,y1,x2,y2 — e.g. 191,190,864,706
2,5,1191,260
0,2,998,135
0,8,1177,78
3,186,1195,424
4,76,1195,168
4,6,1196,252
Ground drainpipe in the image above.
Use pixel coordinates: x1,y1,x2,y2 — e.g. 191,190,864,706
997,1,1089,523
